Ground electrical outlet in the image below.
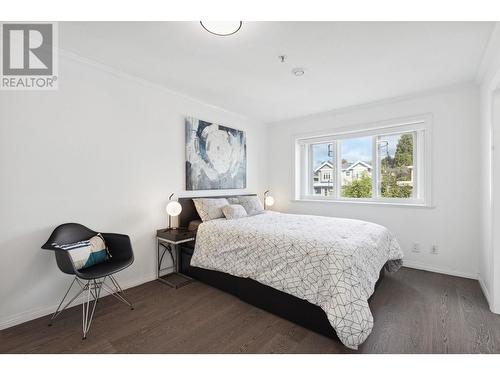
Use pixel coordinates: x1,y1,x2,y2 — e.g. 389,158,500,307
412,243,421,253
431,245,439,254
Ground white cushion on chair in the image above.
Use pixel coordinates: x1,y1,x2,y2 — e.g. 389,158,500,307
54,234,109,270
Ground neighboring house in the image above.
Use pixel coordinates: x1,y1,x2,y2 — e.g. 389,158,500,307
313,160,373,196
313,161,336,196
342,160,372,185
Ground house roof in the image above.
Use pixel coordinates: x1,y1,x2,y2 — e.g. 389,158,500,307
314,160,372,173
313,161,334,173
343,160,372,171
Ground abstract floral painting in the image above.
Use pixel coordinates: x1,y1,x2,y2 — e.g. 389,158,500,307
185,117,246,190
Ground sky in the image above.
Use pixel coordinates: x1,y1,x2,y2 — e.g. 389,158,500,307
312,134,403,168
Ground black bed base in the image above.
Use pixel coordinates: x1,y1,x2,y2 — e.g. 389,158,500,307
180,244,385,342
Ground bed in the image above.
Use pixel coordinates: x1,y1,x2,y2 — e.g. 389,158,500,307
178,194,403,349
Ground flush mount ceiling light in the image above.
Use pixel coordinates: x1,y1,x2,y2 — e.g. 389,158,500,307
200,21,242,36
292,67,305,76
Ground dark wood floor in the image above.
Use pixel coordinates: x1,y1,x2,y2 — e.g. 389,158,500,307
1,267,498,353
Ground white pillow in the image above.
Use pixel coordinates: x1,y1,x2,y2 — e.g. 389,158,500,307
222,204,248,220
54,234,109,270
193,198,229,222
237,196,264,216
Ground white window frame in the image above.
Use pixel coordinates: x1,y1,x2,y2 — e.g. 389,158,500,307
293,114,433,207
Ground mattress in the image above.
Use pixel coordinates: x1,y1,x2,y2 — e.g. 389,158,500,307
190,211,403,349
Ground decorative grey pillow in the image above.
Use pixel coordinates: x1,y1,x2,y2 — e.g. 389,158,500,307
193,198,229,222
227,197,240,204
222,204,248,220
237,196,264,216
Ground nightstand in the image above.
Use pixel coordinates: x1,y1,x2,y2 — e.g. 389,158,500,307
156,228,196,288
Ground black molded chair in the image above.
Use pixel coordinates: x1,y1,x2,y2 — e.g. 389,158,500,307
42,223,134,339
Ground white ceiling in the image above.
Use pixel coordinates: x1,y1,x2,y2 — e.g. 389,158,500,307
60,22,494,123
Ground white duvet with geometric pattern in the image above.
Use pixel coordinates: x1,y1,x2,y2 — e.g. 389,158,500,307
190,211,403,349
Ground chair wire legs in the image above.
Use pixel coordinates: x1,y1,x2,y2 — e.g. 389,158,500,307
101,275,134,310
82,279,103,339
49,277,84,326
48,275,133,339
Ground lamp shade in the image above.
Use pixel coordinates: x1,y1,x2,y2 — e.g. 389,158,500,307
166,201,182,217
264,196,275,207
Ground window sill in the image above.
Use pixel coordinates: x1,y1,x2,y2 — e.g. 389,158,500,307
292,198,434,208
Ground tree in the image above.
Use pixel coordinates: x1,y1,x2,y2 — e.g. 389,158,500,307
381,134,414,198
381,171,412,198
381,155,394,169
342,172,372,198
394,134,413,167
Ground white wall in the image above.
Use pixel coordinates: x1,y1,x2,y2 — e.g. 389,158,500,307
0,53,267,329
492,93,500,312
478,84,494,308
267,85,480,279
478,22,500,313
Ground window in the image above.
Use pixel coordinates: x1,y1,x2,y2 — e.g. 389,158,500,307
377,132,415,198
310,142,335,197
294,116,431,206
340,136,373,199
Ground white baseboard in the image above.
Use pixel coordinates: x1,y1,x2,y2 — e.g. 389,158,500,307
0,273,156,331
402,260,478,280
